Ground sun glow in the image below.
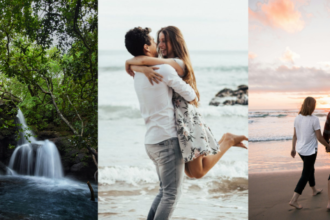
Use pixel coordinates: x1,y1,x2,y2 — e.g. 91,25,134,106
316,97,330,108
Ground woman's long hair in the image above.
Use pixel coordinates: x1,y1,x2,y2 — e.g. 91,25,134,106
299,97,316,116
157,26,200,107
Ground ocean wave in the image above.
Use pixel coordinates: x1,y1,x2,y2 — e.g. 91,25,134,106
249,113,288,118
314,113,328,117
98,105,141,120
99,65,248,73
199,105,248,118
249,136,292,142
194,66,247,73
249,113,269,118
270,114,287,117
99,105,248,120
99,161,248,186
99,66,124,72
249,112,327,119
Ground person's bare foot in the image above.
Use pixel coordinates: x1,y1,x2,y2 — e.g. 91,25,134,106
223,133,248,149
289,201,303,209
312,188,322,196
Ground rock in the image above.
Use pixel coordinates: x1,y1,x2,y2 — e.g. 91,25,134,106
70,162,85,172
37,131,60,139
209,85,248,106
215,88,234,97
223,100,236,105
75,153,85,163
238,85,248,91
0,161,7,175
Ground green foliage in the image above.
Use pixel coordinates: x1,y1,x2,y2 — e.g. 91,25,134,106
0,0,97,150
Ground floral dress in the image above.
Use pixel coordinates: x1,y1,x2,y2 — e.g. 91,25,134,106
172,58,220,163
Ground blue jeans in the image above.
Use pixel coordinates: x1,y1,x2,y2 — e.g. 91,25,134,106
145,138,184,220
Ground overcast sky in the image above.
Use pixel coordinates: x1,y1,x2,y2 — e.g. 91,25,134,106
100,0,247,51
249,0,330,109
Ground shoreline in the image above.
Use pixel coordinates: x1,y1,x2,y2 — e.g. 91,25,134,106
249,166,330,175
249,169,330,220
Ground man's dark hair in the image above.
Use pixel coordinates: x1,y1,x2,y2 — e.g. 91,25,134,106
125,27,152,56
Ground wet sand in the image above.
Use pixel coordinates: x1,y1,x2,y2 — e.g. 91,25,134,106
249,169,330,220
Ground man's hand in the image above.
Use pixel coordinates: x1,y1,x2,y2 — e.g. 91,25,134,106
291,149,296,158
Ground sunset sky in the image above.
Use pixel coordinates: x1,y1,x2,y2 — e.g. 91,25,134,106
249,0,330,109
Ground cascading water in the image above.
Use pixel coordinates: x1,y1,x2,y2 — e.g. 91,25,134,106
8,109,63,178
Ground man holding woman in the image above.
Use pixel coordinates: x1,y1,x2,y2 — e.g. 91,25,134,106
124,26,247,219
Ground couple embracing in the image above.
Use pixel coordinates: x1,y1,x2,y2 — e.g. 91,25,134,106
124,26,248,219
289,97,330,210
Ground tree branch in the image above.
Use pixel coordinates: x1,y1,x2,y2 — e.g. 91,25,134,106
42,78,79,135
66,94,84,136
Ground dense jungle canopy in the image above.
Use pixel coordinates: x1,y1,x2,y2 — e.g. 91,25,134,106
0,0,98,151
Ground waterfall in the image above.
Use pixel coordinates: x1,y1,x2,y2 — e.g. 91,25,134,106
8,109,64,178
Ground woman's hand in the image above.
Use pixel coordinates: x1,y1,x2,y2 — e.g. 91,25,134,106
140,66,162,85
125,61,135,77
291,149,296,158
326,144,330,153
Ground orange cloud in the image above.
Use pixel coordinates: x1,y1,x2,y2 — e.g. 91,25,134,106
249,0,305,33
249,52,257,60
306,13,313,18
280,47,300,63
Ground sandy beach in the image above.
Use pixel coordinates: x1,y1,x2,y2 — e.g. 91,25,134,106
249,169,330,220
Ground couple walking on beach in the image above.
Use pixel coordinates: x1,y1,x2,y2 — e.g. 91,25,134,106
289,97,330,210
124,26,248,219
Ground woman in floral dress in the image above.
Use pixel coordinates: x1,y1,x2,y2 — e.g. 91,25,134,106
126,26,247,178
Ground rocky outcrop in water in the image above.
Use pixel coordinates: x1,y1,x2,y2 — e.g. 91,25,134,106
209,85,248,106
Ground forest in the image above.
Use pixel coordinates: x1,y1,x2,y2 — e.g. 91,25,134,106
0,0,97,154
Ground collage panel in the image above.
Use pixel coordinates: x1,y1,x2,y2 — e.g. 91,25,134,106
98,0,248,219
0,0,98,219
249,0,330,219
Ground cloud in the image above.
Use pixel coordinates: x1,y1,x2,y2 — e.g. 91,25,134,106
288,96,325,100
318,61,330,68
306,13,313,18
249,52,257,60
280,47,300,63
249,63,330,93
249,0,305,33
326,0,330,13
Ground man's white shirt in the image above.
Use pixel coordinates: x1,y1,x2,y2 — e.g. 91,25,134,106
134,64,196,144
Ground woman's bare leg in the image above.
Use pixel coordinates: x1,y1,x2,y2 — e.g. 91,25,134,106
289,192,302,209
185,133,247,179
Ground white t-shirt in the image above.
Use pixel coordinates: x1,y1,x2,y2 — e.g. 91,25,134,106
294,114,321,156
134,64,196,144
